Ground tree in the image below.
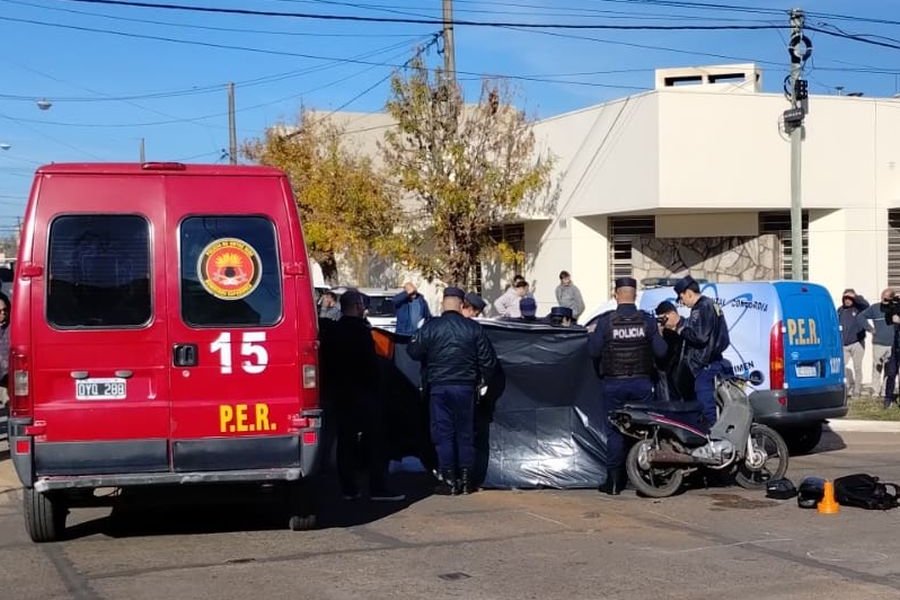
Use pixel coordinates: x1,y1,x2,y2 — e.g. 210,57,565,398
382,57,554,287
244,111,406,285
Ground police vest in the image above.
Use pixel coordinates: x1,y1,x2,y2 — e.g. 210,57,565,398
601,311,653,378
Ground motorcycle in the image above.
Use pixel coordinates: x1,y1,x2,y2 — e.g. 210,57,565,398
609,371,789,498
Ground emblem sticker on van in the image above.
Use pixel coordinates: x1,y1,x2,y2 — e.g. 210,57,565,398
198,237,262,300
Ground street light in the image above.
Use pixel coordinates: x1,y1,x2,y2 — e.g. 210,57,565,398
36,99,52,111
0,144,10,151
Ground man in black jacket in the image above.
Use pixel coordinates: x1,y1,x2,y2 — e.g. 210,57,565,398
324,290,405,502
407,287,499,495
673,276,731,431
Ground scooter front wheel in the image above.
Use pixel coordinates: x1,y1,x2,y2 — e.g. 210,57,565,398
735,424,789,490
625,440,684,498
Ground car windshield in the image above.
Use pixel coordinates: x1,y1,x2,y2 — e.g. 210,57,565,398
366,295,396,318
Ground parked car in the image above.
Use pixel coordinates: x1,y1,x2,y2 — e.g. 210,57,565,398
583,279,847,455
329,286,403,331
10,162,322,542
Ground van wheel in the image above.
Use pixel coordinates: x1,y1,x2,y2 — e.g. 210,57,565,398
288,514,317,531
784,424,823,456
24,488,67,543
284,480,317,532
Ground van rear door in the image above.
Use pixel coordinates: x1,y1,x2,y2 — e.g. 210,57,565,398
164,174,305,472
775,282,845,411
30,174,170,475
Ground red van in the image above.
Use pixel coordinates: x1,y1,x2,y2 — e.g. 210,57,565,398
8,163,322,542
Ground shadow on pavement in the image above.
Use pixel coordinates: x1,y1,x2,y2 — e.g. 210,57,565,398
814,428,848,454
60,470,434,541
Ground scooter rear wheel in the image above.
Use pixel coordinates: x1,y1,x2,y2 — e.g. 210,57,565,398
735,424,789,490
625,440,684,498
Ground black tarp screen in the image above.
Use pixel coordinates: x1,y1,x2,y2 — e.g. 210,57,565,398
380,321,608,489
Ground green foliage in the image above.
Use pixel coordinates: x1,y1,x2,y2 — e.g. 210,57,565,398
382,57,554,287
243,111,406,283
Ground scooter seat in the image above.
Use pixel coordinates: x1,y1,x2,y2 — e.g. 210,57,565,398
623,401,703,414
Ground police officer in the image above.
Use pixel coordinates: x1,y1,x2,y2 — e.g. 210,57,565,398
673,275,731,431
462,292,487,319
588,277,667,495
408,287,499,495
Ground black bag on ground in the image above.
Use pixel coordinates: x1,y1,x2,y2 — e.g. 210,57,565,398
834,473,900,510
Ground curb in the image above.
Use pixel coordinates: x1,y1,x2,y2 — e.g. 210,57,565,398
827,419,900,433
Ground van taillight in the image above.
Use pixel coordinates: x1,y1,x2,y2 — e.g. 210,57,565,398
770,321,785,390
302,364,317,389
10,352,32,415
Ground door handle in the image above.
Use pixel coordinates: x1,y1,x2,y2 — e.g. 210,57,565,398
173,344,199,367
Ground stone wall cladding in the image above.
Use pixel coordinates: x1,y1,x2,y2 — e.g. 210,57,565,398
633,234,779,282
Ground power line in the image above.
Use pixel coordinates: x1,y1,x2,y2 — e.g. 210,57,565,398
0,39,437,128
57,0,784,30
0,37,424,103
299,0,777,22
2,0,428,38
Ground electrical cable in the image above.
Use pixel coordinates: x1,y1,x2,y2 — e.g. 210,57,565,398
3,0,427,38
56,0,785,30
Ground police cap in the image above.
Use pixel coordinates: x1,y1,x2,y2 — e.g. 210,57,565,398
550,306,573,319
673,275,699,295
443,286,465,299
519,296,537,317
614,277,637,289
464,292,487,312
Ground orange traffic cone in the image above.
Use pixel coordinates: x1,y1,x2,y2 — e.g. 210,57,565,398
818,480,840,514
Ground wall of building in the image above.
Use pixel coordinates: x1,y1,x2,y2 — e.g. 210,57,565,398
633,234,778,282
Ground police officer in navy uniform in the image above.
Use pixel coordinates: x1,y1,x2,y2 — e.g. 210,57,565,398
408,287,499,495
673,275,731,431
588,277,667,495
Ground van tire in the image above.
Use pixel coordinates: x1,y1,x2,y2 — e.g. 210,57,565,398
24,488,67,543
784,424,823,456
285,480,317,532
288,514,317,531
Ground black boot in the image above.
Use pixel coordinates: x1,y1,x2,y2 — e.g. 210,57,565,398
459,468,473,495
598,469,623,495
436,469,459,496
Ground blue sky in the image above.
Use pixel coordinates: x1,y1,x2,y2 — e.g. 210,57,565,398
0,0,898,232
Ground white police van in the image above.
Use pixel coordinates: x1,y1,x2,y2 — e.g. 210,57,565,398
586,280,847,454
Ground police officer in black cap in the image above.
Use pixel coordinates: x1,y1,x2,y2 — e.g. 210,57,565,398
408,286,499,495
673,275,731,431
588,277,667,495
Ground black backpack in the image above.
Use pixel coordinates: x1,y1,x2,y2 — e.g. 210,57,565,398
834,474,900,510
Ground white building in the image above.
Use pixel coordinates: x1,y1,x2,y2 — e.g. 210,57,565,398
327,64,900,379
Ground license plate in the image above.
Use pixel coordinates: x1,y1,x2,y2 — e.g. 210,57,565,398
75,378,127,400
795,365,818,378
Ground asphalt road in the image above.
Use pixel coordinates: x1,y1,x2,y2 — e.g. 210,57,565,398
3,430,900,600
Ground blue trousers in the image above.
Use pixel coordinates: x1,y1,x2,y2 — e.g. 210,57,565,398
430,384,476,472
694,360,727,430
602,377,654,470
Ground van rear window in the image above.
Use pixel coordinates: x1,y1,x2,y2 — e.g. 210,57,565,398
180,216,282,327
47,215,151,328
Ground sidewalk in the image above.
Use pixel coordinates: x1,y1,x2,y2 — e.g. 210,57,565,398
827,419,900,433
0,441,18,500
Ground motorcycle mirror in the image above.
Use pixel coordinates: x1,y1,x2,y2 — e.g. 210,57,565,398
748,370,765,386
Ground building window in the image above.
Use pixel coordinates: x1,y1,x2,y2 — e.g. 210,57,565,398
608,217,655,289
888,210,900,288
760,211,808,280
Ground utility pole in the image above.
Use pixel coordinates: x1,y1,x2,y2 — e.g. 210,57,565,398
442,0,456,82
227,82,237,165
139,137,145,162
784,9,811,281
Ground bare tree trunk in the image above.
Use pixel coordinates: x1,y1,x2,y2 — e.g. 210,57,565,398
313,250,340,286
